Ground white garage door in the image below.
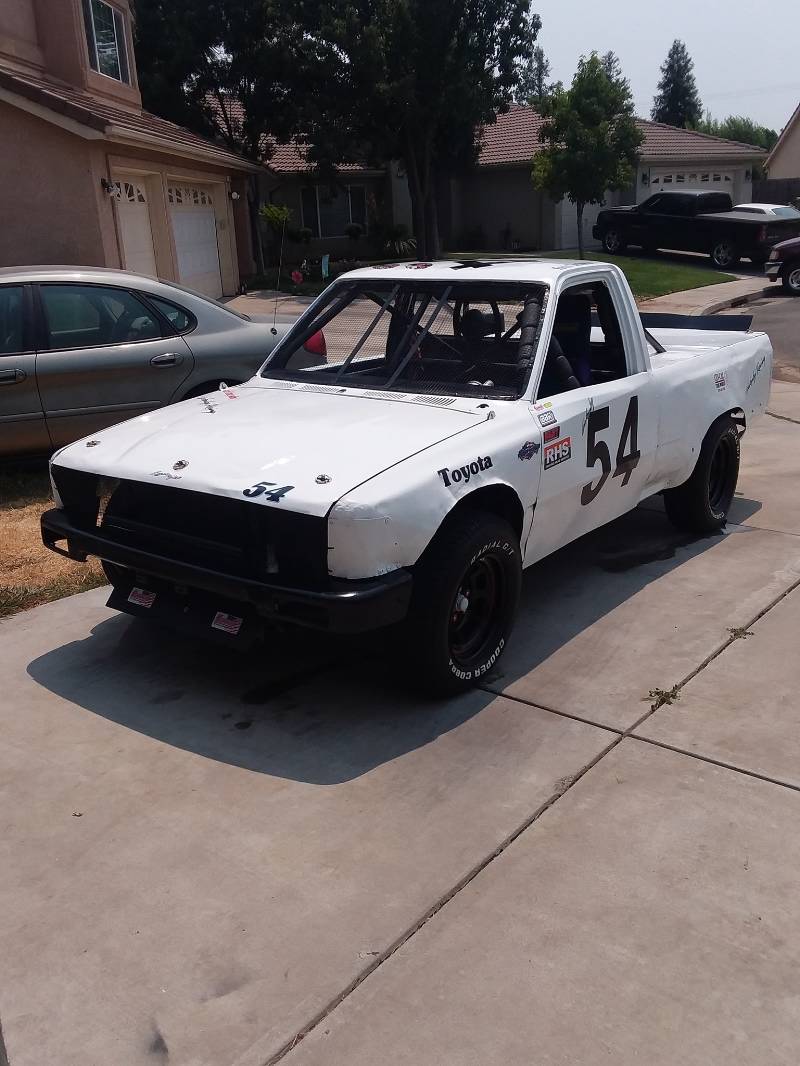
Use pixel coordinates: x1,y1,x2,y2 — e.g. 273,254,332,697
116,179,157,277
649,168,735,195
168,185,223,298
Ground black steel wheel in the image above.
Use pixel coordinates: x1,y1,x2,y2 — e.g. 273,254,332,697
405,510,521,694
664,416,740,533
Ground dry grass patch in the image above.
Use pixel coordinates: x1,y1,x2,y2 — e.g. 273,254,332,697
0,465,105,618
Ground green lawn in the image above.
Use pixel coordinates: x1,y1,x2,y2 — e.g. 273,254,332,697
252,251,734,303
444,249,735,301
536,251,735,301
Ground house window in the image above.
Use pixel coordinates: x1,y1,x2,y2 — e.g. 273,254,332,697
300,185,369,238
675,173,685,183
663,174,673,184
83,0,130,84
701,173,710,182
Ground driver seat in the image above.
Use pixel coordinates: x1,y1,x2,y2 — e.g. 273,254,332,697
553,293,593,387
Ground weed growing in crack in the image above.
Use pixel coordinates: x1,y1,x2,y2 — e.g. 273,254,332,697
644,685,681,711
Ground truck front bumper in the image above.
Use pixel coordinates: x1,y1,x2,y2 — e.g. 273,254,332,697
41,507,413,637
765,261,782,281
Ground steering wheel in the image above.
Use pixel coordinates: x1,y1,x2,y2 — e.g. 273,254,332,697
453,300,503,341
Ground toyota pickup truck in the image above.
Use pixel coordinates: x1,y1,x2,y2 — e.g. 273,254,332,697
42,260,772,693
593,190,800,268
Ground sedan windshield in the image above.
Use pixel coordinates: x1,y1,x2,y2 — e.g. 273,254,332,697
261,279,547,400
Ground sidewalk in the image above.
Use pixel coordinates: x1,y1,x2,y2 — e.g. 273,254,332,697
639,274,769,316
224,289,314,318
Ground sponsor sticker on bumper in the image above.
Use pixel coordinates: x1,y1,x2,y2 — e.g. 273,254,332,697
128,587,156,608
212,611,244,635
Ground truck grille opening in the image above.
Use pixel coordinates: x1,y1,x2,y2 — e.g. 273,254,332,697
52,470,328,588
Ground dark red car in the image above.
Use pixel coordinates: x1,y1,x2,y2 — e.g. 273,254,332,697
766,236,800,295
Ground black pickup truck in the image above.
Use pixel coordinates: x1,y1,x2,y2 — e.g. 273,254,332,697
592,191,800,269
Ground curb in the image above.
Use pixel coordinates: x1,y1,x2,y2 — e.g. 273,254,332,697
695,285,773,317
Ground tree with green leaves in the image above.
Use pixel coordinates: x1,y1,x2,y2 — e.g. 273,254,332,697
513,41,561,108
134,0,539,260
297,0,538,258
651,40,702,129
696,113,778,152
533,53,643,259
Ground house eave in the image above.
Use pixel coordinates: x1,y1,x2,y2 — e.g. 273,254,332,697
105,125,261,172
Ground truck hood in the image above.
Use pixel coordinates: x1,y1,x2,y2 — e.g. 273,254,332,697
52,382,487,517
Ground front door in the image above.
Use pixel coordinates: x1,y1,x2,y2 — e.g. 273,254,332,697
0,284,48,457
35,282,194,449
524,282,659,565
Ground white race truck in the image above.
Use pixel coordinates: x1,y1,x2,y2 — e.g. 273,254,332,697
42,260,772,692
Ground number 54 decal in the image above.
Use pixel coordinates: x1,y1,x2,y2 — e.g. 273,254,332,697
580,396,641,506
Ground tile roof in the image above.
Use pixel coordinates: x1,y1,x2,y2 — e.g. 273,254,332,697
0,68,257,171
477,103,767,168
207,94,382,175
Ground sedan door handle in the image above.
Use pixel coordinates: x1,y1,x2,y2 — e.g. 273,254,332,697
150,352,182,367
0,368,26,385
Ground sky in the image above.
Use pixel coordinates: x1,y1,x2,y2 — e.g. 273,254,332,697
532,0,800,132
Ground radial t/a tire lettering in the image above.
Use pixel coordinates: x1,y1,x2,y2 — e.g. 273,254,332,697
405,511,522,695
663,415,740,534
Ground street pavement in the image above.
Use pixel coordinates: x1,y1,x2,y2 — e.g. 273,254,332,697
748,293,800,382
2,321,800,1064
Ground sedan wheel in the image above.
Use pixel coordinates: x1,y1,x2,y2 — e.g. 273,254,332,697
783,262,800,296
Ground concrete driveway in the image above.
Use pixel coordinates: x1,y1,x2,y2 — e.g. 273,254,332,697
2,380,800,1066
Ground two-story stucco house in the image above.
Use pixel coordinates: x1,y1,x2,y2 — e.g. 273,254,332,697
0,0,258,296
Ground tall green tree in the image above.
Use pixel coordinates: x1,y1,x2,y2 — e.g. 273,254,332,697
533,53,643,258
513,41,561,109
651,40,702,128
299,0,538,258
134,0,538,260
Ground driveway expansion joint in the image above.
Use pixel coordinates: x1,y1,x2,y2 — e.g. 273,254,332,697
766,409,800,426
628,734,800,795
264,570,800,1065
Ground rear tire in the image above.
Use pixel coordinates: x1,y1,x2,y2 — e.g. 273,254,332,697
663,416,740,534
782,261,800,296
405,511,521,695
602,228,627,255
710,241,740,269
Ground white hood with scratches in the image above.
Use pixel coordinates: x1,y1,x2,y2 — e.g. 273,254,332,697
52,383,487,517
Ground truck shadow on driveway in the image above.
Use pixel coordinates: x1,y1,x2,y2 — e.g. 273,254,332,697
26,496,762,784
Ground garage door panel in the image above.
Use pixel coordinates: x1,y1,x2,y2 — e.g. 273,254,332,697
168,185,223,299
116,179,157,277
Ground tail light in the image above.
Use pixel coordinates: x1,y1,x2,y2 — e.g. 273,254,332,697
303,330,327,358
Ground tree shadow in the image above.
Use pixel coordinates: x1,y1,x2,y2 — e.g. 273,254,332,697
26,495,763,784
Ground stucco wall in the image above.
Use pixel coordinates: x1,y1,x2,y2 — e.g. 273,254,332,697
453,168,547,251
0,103,106,267
769,131,800,180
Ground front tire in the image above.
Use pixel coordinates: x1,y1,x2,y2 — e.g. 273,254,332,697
602,228,626,255
405,511,521,695
782,260,800,296
663,416,740,533
710,240,740,269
